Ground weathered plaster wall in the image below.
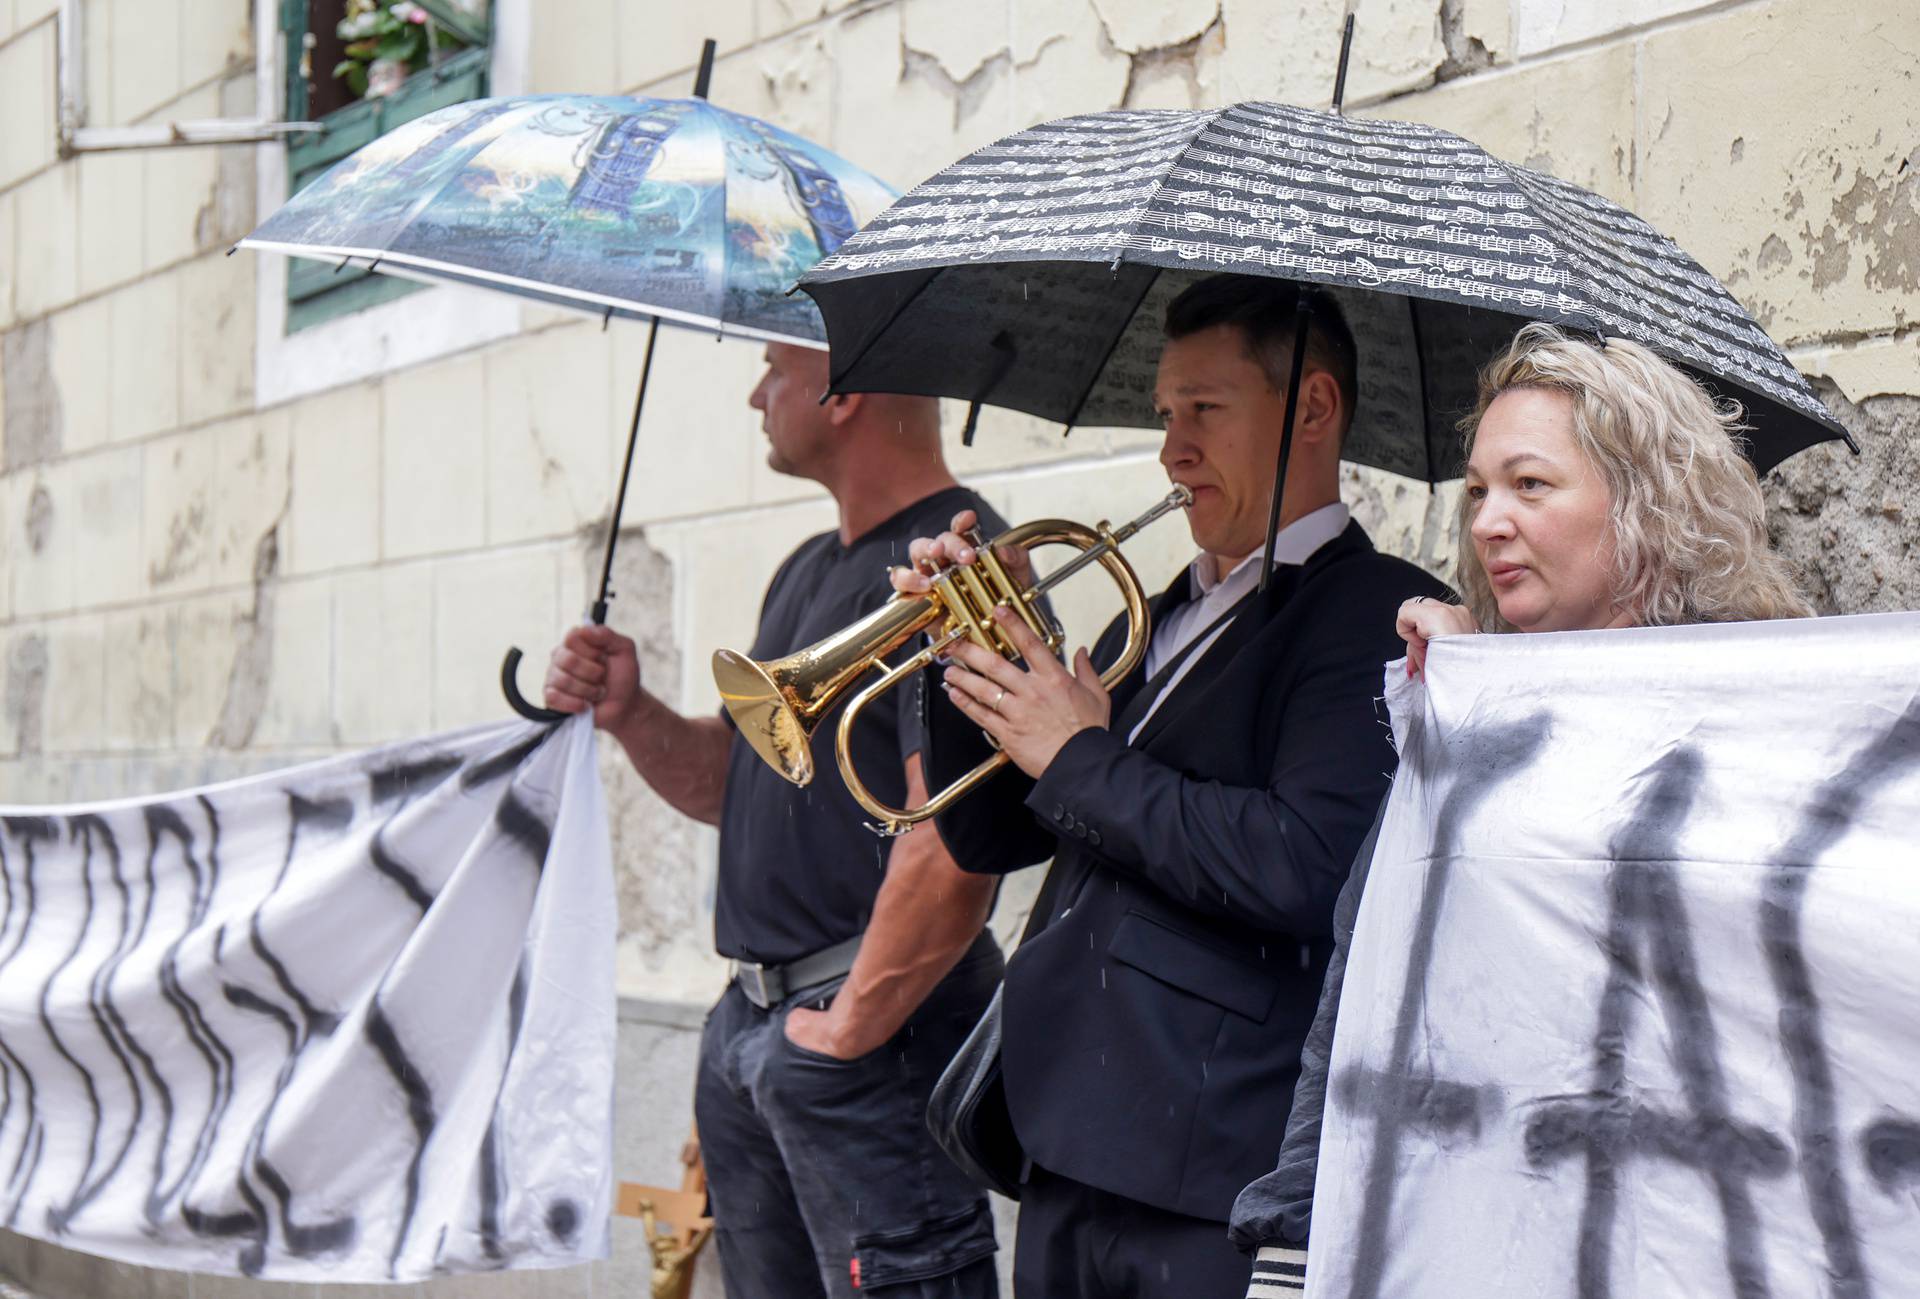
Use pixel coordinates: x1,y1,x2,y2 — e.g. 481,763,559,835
0,0,1915,1294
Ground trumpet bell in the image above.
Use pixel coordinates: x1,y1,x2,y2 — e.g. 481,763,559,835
713,648,815,784
714,590,948,789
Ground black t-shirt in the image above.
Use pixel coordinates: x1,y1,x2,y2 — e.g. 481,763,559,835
714,485,1005,965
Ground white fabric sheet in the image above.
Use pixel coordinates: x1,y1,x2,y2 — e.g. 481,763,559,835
0,716,615,1282
1309,612,1920,1299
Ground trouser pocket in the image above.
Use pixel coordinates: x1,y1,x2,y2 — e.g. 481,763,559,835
851,1202,997,1292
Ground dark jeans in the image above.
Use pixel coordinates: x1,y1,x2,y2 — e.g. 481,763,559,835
1013,1164,1249,1299
695,935,1004,1299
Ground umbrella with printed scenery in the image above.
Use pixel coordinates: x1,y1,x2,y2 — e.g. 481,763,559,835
239,45,897,718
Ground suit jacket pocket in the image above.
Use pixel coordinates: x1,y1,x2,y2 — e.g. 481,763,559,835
1107,911,1281,1023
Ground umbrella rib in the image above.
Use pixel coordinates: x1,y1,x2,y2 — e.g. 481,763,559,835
379,97,546,266
1109,106,1234,268
823,270,940,393
1061,266,1163,432
713,100,733,335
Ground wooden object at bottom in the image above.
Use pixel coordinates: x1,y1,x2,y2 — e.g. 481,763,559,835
616,1127,713,1299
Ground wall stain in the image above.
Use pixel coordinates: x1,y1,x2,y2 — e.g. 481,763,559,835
2,321,62,470
149,501,209,588
24,484,53,556
4,635,49,757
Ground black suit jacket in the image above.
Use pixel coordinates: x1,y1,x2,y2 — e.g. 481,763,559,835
922,521,1448,1221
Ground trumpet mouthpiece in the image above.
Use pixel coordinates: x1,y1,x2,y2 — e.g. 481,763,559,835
1170,483,1195,507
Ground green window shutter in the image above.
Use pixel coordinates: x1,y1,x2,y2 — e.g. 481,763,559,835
413,0,490,48
283,7,493,332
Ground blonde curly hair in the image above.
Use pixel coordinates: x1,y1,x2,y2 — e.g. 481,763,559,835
1456,323,1812,630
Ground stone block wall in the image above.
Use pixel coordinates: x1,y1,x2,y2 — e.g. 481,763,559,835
0,0,1914,1294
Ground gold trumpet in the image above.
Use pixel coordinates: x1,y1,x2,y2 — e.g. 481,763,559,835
713,486,1193,835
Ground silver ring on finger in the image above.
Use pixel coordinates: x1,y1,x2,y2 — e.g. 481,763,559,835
992,687,1007,713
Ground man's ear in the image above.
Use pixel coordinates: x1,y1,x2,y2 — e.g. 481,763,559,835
1297,370,1343,445
825,391,865,426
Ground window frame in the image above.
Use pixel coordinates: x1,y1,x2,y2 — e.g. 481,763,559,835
278,0,495,333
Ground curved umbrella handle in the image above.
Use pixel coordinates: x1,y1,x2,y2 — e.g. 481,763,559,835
501,647,570,724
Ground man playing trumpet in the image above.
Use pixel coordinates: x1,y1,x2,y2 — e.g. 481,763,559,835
892,275,1448,1297
545,343,1005,1299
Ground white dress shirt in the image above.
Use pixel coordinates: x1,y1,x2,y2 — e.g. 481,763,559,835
1126,502,1350,743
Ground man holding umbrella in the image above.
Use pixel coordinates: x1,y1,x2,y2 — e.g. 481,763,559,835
894,274,1448,1296
544,344,1007,1299
243,65,1006,1295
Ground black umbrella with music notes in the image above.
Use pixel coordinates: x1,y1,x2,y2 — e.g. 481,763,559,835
798,100,1851,495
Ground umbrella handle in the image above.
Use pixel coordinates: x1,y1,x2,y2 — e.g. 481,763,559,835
501,647,570,723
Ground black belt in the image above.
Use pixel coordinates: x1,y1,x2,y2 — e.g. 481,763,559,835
730,934,862,1010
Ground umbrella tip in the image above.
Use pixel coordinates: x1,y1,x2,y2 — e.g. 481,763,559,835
692,39,717,99
1332,12,1356,114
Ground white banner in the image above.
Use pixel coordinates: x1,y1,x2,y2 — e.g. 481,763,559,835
1310,612,1920,1299
0,717,615,1283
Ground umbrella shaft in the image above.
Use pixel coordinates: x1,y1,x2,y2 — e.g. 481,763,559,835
594,316,662,623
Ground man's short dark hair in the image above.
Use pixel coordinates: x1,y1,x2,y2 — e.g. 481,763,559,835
1164,275,1359,433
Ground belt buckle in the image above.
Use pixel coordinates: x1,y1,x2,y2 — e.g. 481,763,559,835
735,961,777,1008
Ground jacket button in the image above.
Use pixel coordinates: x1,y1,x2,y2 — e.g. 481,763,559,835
1052,803,1065,822
1088,830,1102,847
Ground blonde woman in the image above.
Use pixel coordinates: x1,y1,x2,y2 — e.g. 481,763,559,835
1229,323,1812,1296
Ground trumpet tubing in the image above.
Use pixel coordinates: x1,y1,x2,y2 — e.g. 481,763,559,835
713,485,1192,834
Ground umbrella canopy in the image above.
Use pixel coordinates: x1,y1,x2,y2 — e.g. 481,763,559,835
800,101,1851,478
242,93,898,346
241,81,899,721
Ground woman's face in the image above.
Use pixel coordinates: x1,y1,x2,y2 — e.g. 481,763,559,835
1464,387,1628,633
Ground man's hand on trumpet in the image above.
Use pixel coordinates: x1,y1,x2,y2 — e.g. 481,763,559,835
891,507,1035,594
891,509,1110,779
945,606,1111,777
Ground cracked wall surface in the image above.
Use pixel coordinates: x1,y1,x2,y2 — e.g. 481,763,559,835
0,0,1914,1030
0,2,1912,1296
